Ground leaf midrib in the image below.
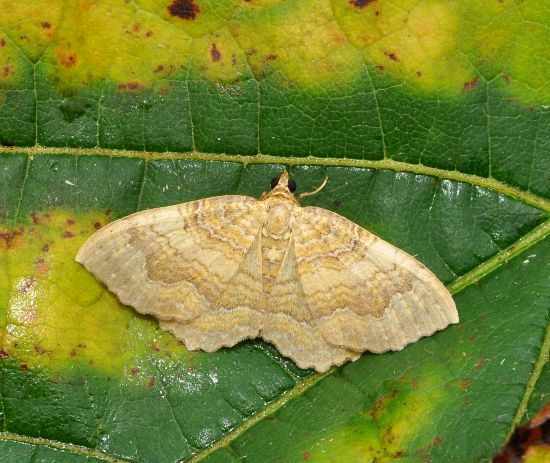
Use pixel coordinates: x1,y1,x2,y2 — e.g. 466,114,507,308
3,146,550,214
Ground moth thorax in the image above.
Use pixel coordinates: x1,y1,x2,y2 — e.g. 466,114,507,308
264,202,291,238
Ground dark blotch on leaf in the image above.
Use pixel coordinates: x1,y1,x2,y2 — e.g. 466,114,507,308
41,21,51,29
350,0,377,7
0,228,23,248
463,79,478,91
150,343,161,352
118,81,144,91
384,51,399,62
167,0,200,20
210,43,222,62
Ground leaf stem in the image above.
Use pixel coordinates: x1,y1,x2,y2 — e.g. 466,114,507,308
505,315,550,440
448,219,550,295
0,431,131,463
2,146,549,212
187,368,333,463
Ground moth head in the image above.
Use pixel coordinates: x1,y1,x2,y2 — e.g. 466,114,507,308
271,171,297,194
261,170,328,203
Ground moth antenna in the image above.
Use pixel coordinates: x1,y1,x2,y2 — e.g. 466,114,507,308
297,176,328,200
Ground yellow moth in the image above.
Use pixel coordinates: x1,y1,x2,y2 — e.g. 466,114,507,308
76,171,458,372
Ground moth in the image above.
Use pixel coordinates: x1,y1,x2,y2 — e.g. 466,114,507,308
76,171,458,372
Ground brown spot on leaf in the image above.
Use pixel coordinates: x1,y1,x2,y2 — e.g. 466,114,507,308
2,66,13,77
463,79,478,91
42,244,49,252
35,258,49,276
0,349,10,358
168,0,200,20
384,51,399,62
154,65,164,73
502,74,510,84
150,343,161,352
20,363,28,371
41,21,52,29
376,64,385,72
69,349,77,357
66,218,75,226
265,54,277,61
433,436,443,445
146,30,154,37
131,367,140,375
146,377,156,388
0,38,5,47
372,389,399,417
35,345,51,355
210,43,222,62
350,0,377,8
302,451,311,460
416,70,422,77
93,222,102,230
57,51,78,68
62,231,74,238
459,379,471,390
0,228,23,248
118,81,144,91
475,356,485,369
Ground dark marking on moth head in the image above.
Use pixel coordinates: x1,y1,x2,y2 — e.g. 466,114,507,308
271,175,297,193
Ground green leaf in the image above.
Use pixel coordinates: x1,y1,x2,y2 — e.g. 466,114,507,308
0,2,549,463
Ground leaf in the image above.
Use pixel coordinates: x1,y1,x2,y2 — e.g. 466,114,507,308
0,1,549,463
